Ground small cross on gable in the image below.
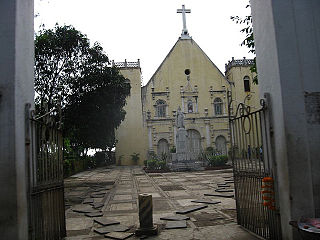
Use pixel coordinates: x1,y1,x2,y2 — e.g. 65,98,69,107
177,5,191,39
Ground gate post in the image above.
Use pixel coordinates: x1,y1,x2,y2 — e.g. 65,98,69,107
252,1,320,239
0,0,35,239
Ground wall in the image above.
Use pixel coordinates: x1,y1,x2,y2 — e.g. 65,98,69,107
0,0,34,238
142,38,230,155
225,60,261,111
115,67,148,165
251,0,320,239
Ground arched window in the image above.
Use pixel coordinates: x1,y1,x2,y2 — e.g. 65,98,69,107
243,76,251,92
214,98,223,116
187,99,193,113
155,99,166,117
157,139,169,156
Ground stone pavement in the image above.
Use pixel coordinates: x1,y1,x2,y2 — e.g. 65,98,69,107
64,166,259,240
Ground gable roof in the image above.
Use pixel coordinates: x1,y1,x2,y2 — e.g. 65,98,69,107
144,37,228,88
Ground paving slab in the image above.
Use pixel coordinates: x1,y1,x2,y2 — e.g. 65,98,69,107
91,202,104,209
160,215,190,221
85,212,103,217
165,220,187,229
113,194,132,201
104,232,134,240
72,204,95,213
204,193,234,198
83,198,94,204
215,189,234,193
94,217,120,226
66,217,93,231
176,205,208,214
91,193,106,198
65,166,260,240
94,224,129,234
110,203,134,211
191,200,221,205
176,199,197,207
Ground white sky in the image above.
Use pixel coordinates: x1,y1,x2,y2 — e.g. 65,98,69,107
34,0,253,85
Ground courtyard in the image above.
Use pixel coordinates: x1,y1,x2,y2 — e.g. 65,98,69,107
64,166,259,240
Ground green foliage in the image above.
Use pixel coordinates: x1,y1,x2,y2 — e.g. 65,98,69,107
207,155,228,167
35,24,131,151
198,148,228,167
231,3,258,84
145,153,169,171
131,153,140,163
170,146,176,153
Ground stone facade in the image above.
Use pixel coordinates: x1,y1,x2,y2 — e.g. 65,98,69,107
115,38,259,166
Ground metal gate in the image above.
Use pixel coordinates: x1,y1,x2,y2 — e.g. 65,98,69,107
26,105,66,239
228,92,282,239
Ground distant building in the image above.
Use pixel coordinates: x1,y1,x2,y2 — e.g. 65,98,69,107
114,6,260,166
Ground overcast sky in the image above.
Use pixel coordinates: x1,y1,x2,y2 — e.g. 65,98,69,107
35,0,253,85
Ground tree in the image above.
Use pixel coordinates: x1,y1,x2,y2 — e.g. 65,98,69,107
34,24,130,151
231,3,258,84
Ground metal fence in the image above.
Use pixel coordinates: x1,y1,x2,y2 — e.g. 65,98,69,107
26,107,66,240
228,92,282,240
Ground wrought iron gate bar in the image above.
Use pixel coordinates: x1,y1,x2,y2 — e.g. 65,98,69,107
27,114,66,240
228,92,282,240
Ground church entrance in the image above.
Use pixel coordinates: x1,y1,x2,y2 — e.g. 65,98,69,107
187,129,201,154
157,139,169,156
215,135,227,155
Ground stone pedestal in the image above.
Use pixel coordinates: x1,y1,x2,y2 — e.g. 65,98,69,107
135,194,158,236
176,128,188,154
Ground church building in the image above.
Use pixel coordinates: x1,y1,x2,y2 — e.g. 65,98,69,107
114,5,259,166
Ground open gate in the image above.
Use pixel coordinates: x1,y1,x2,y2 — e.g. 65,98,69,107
26,105,66,239
228,92,282,239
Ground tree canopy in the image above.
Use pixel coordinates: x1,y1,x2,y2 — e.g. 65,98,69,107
34,24,130,150
231,3,258,84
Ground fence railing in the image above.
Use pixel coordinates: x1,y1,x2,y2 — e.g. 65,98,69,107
27,110,66,240
228,92,282,240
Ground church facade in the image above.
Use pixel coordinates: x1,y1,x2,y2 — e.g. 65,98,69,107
114,6,260,166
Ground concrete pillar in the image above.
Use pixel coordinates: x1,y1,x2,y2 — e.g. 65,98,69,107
251,1,320,239
0,0,34,239
148,125,153,151
205,120,211,148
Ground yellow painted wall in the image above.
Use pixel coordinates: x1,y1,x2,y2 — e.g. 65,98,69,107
114,67,148,165
142,38,230,154
225,61,261,111
114,39,260,165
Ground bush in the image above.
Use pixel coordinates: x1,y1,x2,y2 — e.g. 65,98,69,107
145,153,168,171
170,146,176,153
131,152,140,164
207,155,228,167
146,158,158,170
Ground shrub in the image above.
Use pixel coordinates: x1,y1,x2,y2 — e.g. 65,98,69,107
207,155,228,167
170,146,176,153
131,152,140,164
145,153,168,171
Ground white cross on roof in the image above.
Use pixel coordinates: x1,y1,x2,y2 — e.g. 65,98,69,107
177,5,191,39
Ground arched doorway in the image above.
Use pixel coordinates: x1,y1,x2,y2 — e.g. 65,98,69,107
215,135,227,155
187,129,201,154
157,139,169,156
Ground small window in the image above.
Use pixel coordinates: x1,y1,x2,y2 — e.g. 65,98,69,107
187,100,193,113
156,100,166,117
214,98,223,115
244,76,250,92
